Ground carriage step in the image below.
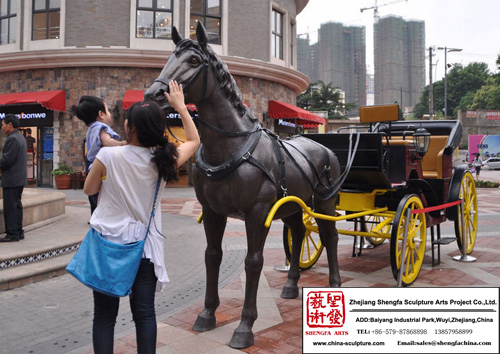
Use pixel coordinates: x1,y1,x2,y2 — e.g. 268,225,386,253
432,237,456,245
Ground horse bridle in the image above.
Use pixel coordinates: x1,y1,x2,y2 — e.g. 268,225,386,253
153,47,210,99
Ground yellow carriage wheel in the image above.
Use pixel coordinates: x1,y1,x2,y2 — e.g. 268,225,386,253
390,194,427,286
362,215,388,246
454,171,478,254
283,214,324,270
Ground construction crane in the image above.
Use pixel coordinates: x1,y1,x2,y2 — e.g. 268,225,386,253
360,0,408,22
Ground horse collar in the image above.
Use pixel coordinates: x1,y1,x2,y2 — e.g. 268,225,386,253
195,129,262,180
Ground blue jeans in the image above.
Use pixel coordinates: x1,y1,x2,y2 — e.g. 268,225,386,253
93,259,157,354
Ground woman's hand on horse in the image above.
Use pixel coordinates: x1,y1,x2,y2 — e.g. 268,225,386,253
165,80,187,113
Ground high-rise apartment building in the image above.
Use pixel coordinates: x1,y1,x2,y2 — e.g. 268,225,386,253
297,36,319,84
318,22,366,115
374,16,425,110
297,22,366,116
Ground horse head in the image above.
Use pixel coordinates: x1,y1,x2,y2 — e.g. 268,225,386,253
144,22,247,117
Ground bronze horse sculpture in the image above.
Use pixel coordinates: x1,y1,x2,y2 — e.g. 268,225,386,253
145,22,342,349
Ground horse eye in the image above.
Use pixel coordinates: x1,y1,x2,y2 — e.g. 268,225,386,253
189,56,200,65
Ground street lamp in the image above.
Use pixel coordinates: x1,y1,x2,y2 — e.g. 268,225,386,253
437,46,462,118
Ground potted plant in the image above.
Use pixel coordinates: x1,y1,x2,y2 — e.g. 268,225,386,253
52,163,74,189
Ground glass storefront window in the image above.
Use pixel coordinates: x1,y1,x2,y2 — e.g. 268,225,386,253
136,0,172,39
137,10,154,38
0,0,16,44
190,0,221,44
272,9,283,59
32,0,60,40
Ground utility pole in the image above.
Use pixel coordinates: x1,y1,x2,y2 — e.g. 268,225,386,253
428,46,433,119
437,46,462,118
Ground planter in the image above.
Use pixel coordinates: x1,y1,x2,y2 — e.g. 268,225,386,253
54,174,73,189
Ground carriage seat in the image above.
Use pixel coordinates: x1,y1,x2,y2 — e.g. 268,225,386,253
421,136,448,179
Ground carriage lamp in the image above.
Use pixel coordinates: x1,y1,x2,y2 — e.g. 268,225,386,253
414,127,430,157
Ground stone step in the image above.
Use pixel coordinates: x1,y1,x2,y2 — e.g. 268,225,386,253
0,205,89,291
0,188,66,234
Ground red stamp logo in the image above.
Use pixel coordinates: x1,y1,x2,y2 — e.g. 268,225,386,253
306,291,345,328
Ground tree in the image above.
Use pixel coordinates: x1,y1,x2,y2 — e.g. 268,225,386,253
471,54,500,110
446,62,490,116
413,61,490,119
297,81,357,120
413,81,444,119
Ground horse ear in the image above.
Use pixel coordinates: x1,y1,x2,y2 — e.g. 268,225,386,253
196,21,208,48
172,26,183,45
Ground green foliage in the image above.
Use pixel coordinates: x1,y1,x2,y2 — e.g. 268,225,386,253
475,180,500,188
447,62,490,116
297,81,357,120
52,164,74,175
471,76,500,110
414,61,490,118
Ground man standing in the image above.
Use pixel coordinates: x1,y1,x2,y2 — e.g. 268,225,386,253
0,114,27,242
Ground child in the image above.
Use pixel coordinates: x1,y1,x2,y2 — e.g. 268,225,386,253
83,80,200,353
76,96,126,214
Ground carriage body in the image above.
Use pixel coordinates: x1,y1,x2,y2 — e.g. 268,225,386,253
277,104,478,286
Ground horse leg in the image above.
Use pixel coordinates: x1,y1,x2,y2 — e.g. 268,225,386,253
229,209,270,349
316,218,341,287
280,211,306,299
193,207,227,332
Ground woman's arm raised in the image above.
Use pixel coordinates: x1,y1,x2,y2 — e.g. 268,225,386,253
165,80,200,166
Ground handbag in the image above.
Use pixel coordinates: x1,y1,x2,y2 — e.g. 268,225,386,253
66,178,161,297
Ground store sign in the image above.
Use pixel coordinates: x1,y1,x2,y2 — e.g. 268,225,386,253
165,111,198,126
465,110,478,119
0,104,54,127
487,111,500,120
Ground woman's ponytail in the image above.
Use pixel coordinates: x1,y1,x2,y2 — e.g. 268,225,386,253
127,100,180,182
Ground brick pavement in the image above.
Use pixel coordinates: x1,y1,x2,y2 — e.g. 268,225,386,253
105,188,500,354
2,186,499,353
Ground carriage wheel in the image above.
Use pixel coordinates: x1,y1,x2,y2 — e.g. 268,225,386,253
361,215,388,246
454,171,478,254
283,214,323,270
390,194,427,286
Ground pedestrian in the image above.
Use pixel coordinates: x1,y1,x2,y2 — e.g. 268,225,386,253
473,154,483,178
0,114,27,242
76,96,126,215
83,80,200,353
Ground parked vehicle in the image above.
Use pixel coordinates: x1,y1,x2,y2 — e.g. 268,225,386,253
483,157,500,170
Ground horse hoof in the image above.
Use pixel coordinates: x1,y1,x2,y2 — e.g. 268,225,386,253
229,329,254,349
280,285,299,299
192,314,216,332
330,282,341,288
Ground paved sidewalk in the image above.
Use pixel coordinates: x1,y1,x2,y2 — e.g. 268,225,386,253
1,185,500,353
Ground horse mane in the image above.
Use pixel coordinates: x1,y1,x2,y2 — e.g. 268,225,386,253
175,39,256,121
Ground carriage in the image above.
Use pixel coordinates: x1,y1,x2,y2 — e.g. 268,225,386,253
266,104,478,286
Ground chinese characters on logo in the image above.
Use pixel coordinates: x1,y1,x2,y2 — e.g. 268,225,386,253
306,291,345,328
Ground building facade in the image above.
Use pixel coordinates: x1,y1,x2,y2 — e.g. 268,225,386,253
374,16,425,111
297,22,366,116
0,0,311,187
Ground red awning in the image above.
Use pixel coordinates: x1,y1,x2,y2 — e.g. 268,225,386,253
0,90,66,111
268,100,326,128
122,90,198,111
122,90,144,110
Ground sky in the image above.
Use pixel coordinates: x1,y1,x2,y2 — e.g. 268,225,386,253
297,0,500,83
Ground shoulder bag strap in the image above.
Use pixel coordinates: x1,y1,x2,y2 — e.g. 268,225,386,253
144,177,162,241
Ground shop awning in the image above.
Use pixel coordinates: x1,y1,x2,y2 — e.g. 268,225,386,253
0,90,66,111
122,90,197,111
268,100,327,128
122,90,144,110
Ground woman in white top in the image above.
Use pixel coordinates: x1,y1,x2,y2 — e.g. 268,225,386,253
83,80,200,354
